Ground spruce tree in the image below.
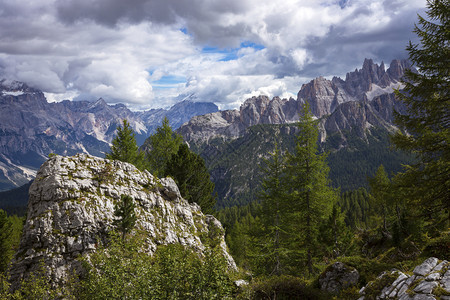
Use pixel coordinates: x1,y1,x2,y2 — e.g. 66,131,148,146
144,117,183,177
113,194,137,240
165,143,217,214
392,0,449,226
285,102,336,275
106,119,145,170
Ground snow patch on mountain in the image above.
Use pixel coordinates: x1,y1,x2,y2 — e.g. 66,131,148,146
1,91,26,96
366,82,404,101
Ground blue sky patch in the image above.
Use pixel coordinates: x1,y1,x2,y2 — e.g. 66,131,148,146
151,75,186,89
201,42,265,62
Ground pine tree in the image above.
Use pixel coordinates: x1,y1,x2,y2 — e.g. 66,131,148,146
392,0,450,226
257,143,288,275
144,117,183,177
106,119,145,170
165,143,216,214
285,102,336,275
113,194,137,240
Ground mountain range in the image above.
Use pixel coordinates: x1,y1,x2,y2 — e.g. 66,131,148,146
0,58,413,209
177,59,414,205
0,80,217,191
178,58,411,144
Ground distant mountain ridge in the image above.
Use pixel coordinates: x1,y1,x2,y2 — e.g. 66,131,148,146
0,80,218,191
178,59,411,144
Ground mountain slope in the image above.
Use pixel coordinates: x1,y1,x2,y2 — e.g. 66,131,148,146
0,80,218,191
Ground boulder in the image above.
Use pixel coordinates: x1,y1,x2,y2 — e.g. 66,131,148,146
319,262,360,293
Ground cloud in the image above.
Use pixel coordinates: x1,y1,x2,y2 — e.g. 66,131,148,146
0,0,427,109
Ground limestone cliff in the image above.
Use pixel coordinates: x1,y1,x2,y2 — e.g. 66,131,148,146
9,154,236,288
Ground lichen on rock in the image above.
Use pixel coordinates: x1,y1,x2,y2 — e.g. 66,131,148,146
9,154,236,289
319,261,360,294
358,257,450,300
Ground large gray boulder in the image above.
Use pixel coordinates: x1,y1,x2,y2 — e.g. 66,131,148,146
9,154,236,288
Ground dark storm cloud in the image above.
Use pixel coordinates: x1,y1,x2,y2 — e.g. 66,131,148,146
55,0,254,46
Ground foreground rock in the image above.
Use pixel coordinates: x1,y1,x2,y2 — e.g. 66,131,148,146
359,257,450,299
9,154,236,288
319,262,360,294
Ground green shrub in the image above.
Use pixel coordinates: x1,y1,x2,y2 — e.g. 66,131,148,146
76,233,236,299
249,275,330,300
338,256,392,286
422,231,450,260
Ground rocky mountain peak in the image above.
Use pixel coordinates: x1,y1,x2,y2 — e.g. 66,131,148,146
9,154,236,288
387,59,412,81
179,58,411,145
296,58,412,118
240,95,271,126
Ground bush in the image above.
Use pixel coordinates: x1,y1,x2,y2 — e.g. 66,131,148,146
422,231,450,260
249,275,330,300
338,256,392,286
77,233,236,299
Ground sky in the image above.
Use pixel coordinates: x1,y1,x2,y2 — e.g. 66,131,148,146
0,0,427,110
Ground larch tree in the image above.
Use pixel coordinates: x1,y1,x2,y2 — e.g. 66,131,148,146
106,119,145,170
285,102,336,275
392,0,449,227
368,165,392,231
257,143,289,275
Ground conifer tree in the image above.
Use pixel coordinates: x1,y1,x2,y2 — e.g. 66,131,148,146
392,0,449,226
257,143,288,275
145,117,183,177
285,102,336,275
165,143,217,214
368,165,392,231
113,194,137,240
106,119,145,170
0,210,13,273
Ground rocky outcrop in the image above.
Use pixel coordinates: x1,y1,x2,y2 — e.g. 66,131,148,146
9,154,236,288
319,262,360,294
359,257,450,300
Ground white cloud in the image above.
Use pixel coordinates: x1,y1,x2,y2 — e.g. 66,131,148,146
0,0,427,109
